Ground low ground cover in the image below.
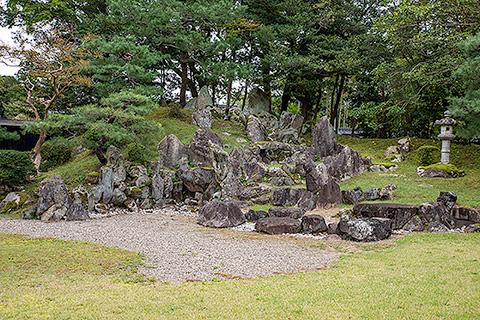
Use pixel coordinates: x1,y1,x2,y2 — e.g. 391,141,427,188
0,232,478,319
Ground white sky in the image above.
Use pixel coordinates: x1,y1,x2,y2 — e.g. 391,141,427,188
0,26,21,76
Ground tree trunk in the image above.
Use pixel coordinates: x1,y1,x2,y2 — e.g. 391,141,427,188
212,85,216,107
242,80,249,110
330,74,345,129
94,137,108,165
226,80,232,115
180,51,188,106
33,131,47,172
187,60,199,98
281,81,291,113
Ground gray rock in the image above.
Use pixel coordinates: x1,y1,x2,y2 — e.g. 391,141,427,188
184,97,197,110
464,224,480,233
135,175,150,187
301,214,328,234
112,188,127,206
436,191,457,212
229,147,246,177
245,87,271,115
451,206,480,224
191,108,212,129
364,188,381,201
380,184,397,200
196,86,213,110
36,175,88,221
246,115,267,144
72,186,88,207
238,185,272,201
353,203,418,230
0,192,23,214
337,217,391,242
427,221,450,233
106,146,126,185
188,129,223,167
417,168,452,178
208,141,231,181
418,202,455,229
323,145,366,182
312,116,338,158
275,128,300,144
371,217,393,230
255,217,302,235
384,146,400,158
245,209,268,222
305,163,341,208
403,216,424,232
342,189,359,205
397,138,411,153
252,195,270,205
160,169,176,199
157,134,188,168
101,166,114,204
244,159,267,182
140,198,153,209
279,111,304,134
197,200,246,228
151,173,165,202
129,165,148,178
328,222,338,235
220,172,244,199
268,206,306,219
179,159,216,193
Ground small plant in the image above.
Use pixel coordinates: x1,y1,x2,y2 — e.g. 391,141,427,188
416,145,440,166
0,150,36,185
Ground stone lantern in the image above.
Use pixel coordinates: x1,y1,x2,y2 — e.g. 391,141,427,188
435,110,456,164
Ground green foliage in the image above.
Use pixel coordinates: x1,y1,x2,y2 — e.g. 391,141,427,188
167,102,184,119
0,150,35,185
125,143,157,166
416,145,440,166
0,127,20,142
421,163,465,176
40,137,76,169
448,33,480,139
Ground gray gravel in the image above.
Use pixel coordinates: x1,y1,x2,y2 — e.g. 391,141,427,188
0,211,339,283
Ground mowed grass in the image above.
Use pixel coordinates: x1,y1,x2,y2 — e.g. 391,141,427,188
0,232,479,319
338,136,480,208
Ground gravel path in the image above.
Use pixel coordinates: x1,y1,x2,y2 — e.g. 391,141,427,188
0,210,339,283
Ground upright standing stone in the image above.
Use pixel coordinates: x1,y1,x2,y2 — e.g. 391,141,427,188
188,129,223,167
196,86,213,110
246,115,267,143
245,88,271,115
312,116,339,158
106,146,126,185
157,134,187,168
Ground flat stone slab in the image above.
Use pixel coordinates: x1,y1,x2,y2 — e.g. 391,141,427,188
353,203,418,230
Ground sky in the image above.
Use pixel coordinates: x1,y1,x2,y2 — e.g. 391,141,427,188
0,26,21,76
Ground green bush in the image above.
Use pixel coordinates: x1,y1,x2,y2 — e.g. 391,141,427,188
41,137,76,169
125,143,157,165
416,145,440,166
167,102,183,119
0,150,36,185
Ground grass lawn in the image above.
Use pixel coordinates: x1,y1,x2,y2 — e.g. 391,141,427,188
0,232,479,319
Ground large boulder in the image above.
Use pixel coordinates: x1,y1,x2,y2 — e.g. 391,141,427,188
312,116,339,158
245,87,271,115
418,202,455,229
237,185,272,201
151,173,165,202
36,175,89,221
270,187,313,208
323,146,367,182
451,206,480,227
106,146,126,185
0,192,30,214
403,216,424,232
436,191,457,212
100,166,114,204
353,203,418,230
157,134,187,168
246,115,267,143
245,209,269,222
268,206,306,219
337,217,391,242
188,129,223,167
197,200,246,228
279,111,304,134
220,172,244,199
305,163,341,208
229,147,246,177
244,159,267,182
255,217,302,235
178,158,216,193
301,214,328,234
196,86,213,110
191,108,212,129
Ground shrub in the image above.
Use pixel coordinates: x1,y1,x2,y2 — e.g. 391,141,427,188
167,102,183,119
0,150,36,185
416,145,440,166
41,137,76,169
125,143,157,165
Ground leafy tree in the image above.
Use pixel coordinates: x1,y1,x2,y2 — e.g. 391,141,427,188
45,91,162,164
448,33,480,138
0,24,93,171
0,150,35,186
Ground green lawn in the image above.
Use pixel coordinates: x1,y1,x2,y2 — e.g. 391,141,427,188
0,232,479,319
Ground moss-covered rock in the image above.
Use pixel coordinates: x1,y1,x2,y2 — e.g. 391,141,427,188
420,163,465,178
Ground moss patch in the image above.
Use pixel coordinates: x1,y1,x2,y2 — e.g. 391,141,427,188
421,163,465,176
